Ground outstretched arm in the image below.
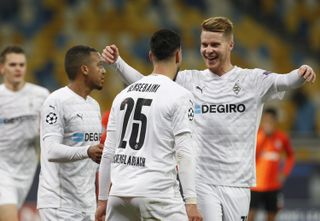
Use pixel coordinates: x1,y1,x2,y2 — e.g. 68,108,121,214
102,44,144,85
276,65,316,91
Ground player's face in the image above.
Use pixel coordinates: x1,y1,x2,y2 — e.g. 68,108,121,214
200,31,233,75
86,52,106,90
261,113,277,135
0,53,26,87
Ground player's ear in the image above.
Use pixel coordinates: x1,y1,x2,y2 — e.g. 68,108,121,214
0,64,3,75
80,64,89,75
229,36,234,51
148,51,153,63
175,49,182,64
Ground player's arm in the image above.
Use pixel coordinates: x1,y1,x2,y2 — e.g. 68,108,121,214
102,44,143,85
276,65,316,91
172,94,202,220
280,135,295,183
175,132,202,221
41,99,103,163
96,106,117,221
44,135,103,163
95,135,114,221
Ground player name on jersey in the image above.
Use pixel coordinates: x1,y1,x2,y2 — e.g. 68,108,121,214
113,154,146,167
127,82,161,93
0,115,37,124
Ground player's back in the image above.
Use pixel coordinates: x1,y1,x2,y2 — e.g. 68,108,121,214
108,74,194,198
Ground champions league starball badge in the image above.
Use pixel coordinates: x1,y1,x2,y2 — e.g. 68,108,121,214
46,112,58,124
188,108,194,121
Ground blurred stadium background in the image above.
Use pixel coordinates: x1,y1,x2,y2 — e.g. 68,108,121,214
0,0,319,220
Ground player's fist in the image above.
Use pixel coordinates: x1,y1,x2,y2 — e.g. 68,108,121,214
95,200,107,221
102,44,119,64
186,204,203,221
298,65,316,83
88,143,104,164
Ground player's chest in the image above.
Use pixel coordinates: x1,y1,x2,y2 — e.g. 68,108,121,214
190,78,254,102
63,105,101,132
0,93,41,117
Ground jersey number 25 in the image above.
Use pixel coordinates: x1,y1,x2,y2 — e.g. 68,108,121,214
119,97,153,150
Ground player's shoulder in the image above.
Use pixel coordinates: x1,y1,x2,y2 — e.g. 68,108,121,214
237,66,270,76
44,87,70,104
25,82,50,96
177,69,206,80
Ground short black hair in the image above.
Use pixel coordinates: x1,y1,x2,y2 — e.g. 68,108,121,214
0,45,25,64
150,29,181,61
64,45,97,80
264,107,278,120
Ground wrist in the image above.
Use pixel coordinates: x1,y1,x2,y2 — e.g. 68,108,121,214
98,200,107,206
185,197,197,204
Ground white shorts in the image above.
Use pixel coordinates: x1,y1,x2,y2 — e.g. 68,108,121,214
39,208,94,221
0,172,35,208
196,182,250,221
107,195,188,221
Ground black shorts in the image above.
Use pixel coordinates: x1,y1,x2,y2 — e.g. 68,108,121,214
250,190,283,212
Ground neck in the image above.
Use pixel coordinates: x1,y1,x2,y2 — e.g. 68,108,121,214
213,62,234,76
4,80,25,92
68,80,91,99
152,62,177,80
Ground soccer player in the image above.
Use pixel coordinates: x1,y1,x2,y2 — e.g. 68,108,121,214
0,46,49,221
101,17,316,221
95,29,202,221
248,107,295,221
37,45,105,221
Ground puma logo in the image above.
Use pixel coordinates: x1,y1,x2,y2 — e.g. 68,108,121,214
195,86,203,93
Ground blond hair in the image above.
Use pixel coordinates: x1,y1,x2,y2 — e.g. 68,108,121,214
201,17,233,38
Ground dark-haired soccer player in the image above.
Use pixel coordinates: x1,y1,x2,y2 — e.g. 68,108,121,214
0,46,49,221
96,29,202,221
37,45,105,220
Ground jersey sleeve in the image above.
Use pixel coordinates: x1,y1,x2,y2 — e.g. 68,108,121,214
175,70,196,91
250,68,285,102
171,92,195,137
111,56,144,85
251,68,304,102
41,96,64,140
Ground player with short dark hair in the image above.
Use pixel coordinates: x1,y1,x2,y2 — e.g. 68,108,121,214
101,16,316,221
96,29,202,221
37,45,105,220
0,45,49,221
